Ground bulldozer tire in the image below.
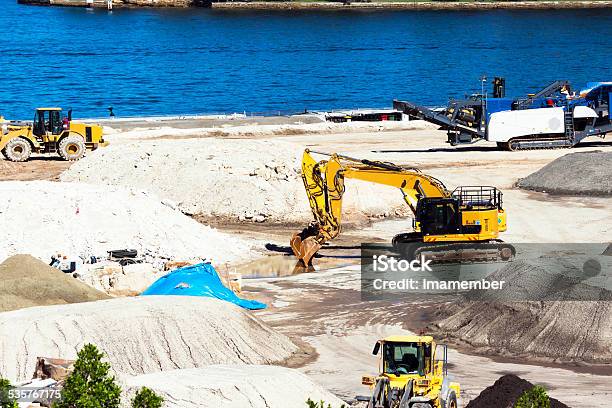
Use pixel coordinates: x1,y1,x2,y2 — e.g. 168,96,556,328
59,136,86,161
3,138,32,162
442,391,458,408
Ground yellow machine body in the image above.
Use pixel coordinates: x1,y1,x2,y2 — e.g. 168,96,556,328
291,149,509,266
361,335,460,408
0,108,107,162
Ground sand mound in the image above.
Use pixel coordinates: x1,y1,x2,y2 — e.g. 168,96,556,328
61,138,409,223
517,150,612,196
121,365,344,408
0,296,297,383
0,181,254,268
0,255,109,312
433,260,612,363
466,374,569,408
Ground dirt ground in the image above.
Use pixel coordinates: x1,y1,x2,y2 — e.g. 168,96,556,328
228,128,612,407
3,119,611,407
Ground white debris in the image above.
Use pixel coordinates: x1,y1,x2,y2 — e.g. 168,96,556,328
120,365,345,408
61,138,409,222
0,181,256,267
0,296,298,383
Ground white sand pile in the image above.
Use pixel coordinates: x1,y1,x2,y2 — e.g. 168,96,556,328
61,139,410,223
121,365,344,408
517,150,612,196
106,119,434,141
0,181,254,268
0,296,298,383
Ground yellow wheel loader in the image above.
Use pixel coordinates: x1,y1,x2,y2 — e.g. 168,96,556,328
290,149,514,266
0,108,107,162
357,336,460,408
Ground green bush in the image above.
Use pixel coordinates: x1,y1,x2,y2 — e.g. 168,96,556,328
0,378,18,408
305,398,346,408
131,387,164,408
54,343,122,408
514,385,551,408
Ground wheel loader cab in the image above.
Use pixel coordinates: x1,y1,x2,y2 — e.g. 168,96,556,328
380,341,429,377
33,108,64,138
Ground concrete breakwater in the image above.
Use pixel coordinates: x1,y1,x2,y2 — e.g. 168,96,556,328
17,0,612,10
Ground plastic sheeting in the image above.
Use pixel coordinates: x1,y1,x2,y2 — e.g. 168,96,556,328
141,263,266,310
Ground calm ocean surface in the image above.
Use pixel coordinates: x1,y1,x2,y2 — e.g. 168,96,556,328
2,2,612,119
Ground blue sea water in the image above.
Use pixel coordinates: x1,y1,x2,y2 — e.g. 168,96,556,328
1,2,611,119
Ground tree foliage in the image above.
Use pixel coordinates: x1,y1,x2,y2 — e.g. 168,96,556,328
306,398,346,408
514,385,551,408
131,387,164,408
55,343,122,408
0,378,18,408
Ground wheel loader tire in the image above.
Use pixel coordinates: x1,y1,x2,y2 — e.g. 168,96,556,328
3,138,32,162
59,136,86,161
442,390,458,408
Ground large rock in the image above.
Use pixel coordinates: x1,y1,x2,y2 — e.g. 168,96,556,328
120,365,345,408
0,296,297,383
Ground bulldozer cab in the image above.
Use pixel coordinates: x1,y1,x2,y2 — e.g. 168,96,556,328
33,108,66,137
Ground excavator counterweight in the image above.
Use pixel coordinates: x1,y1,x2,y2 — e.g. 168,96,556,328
291,149,513,267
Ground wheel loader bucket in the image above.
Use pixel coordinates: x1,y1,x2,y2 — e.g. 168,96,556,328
290,233,322,267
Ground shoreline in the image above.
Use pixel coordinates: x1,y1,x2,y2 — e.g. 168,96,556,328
18,0,612,10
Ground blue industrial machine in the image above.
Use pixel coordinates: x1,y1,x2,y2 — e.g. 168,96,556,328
393,78,611,151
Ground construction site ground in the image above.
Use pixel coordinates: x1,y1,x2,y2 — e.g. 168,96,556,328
1,117,611,407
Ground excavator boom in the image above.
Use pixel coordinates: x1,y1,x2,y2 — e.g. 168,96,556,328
291,150,511,267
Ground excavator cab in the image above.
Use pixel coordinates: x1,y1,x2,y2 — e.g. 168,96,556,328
416,198,461,236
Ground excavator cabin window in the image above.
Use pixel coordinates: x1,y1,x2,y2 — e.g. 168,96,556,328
416,198,461,236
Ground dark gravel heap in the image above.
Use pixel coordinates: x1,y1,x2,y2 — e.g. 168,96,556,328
466,374,570,408
517,150,612,196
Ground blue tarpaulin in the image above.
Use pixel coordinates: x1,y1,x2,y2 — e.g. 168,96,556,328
141,263,266,310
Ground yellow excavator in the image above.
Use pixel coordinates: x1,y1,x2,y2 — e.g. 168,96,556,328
290,149,514,266
358,335,460,408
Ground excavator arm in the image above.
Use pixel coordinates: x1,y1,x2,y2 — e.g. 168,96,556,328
291,149,452,266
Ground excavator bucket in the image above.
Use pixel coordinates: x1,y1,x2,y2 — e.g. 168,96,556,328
290,226,322,267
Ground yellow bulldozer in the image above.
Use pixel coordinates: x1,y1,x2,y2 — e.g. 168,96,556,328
357,335,460,408
0,108,106,162
291,149,514,266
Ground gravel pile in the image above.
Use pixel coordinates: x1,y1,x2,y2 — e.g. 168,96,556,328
0,181,255,268
433,260,612,363
517,150,612,196
61,138,409,223
0,255,109,312
466,374,569,408
120,365,345,408
0,296,298,383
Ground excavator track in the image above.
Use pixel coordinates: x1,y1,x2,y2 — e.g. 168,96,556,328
500,136,574,151
392,233,515,264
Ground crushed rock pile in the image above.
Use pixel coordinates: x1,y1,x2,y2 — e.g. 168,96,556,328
517,150,612,195
0,255,109,312
466,374,570,408
120,365,345,408
0,181,254,268
433,260,612,363
0,296,298,383
61,138,410,222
